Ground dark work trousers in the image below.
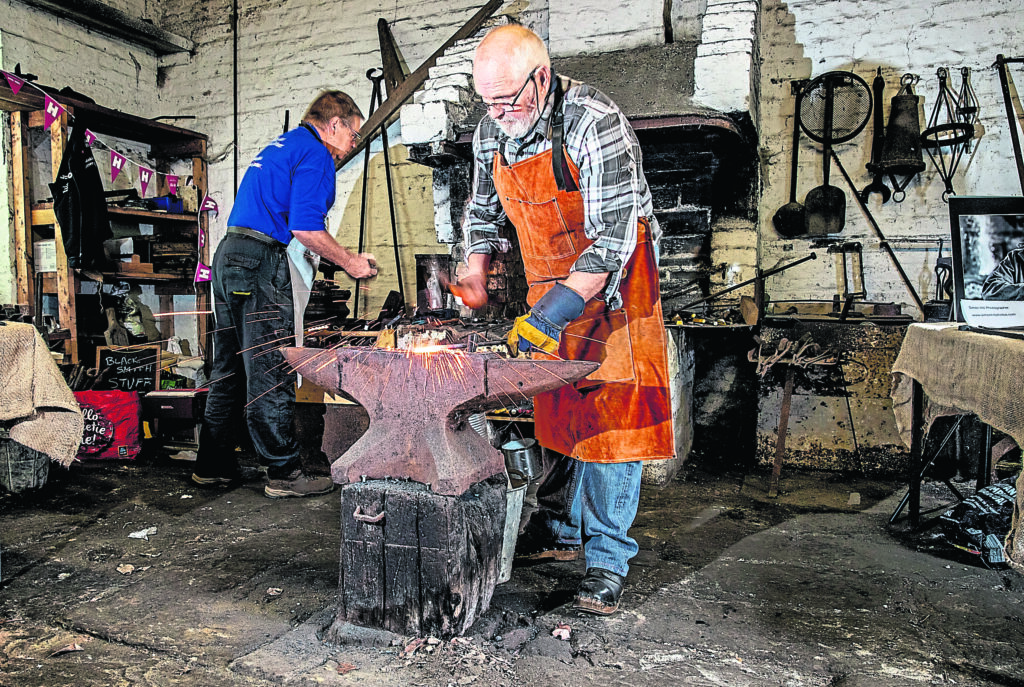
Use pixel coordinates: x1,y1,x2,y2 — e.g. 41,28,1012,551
520,446,574,536
196,232,299,474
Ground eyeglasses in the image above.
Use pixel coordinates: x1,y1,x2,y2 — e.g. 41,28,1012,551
481,67,540,115
342,122,362,143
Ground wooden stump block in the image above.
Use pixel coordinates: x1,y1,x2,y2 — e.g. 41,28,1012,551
329,475,506,639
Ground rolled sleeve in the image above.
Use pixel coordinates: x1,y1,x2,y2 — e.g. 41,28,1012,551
568,104,643,309
462,124,509,257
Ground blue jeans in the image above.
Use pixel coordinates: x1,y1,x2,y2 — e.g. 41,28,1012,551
196,232,299,473
549,459,643,577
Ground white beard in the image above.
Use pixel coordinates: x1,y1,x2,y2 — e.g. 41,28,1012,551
495,110,538,140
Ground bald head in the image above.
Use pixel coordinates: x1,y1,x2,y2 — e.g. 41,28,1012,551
474,25,550,97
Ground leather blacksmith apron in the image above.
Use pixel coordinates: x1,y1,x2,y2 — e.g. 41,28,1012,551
492,146,675,464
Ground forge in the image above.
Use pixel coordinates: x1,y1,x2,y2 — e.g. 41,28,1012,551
282,345,598,637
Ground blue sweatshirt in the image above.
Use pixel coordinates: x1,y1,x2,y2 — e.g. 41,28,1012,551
227,124,335,244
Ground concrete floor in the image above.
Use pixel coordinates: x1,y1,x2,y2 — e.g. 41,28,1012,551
1,452,1022,686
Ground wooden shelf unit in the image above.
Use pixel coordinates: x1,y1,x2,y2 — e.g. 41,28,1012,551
4,81,210,366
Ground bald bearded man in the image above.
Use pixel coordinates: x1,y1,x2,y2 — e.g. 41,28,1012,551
455,25,675,615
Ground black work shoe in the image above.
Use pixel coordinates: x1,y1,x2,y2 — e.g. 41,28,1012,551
514,533,581,562
191,465,263,487
573,567,626,615
264,469,334,499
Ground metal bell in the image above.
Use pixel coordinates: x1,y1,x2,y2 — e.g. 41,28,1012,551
874,74,926,179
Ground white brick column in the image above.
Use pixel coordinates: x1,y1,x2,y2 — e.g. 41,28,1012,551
694,0,760,112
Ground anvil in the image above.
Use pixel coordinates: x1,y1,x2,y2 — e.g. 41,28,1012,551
283,347,598,495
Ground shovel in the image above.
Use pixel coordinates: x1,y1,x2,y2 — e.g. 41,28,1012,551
772,86,806,237
804,77,846,235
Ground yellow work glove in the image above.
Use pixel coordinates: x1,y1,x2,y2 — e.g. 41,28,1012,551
506,283,586,355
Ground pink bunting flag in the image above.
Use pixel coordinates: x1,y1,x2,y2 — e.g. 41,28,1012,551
84,129,97,147
43,95,64,129
167,175,179,194
139,167,153,196
109,150,127,182
2,71,25,95
194,262,212,283
198,230,206,248
200,195,219,215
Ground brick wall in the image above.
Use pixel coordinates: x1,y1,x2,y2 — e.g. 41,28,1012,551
757,0,1024,314
0,4,163,304
156,0,508,315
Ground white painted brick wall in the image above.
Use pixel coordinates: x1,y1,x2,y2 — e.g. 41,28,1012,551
549,0,665,56
155,0,507,314
693,0,759,112
758,0,1024,317
0,5,163,304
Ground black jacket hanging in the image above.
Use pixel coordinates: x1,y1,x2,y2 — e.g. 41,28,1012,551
49,122,112,269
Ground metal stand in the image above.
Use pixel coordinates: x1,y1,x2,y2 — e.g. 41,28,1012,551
353,68,406,320
888,380,995,527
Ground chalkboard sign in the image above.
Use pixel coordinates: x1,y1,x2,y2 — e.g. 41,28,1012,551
94,345,161,393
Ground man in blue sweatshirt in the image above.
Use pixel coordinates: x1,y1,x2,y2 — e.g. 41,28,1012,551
193,90,377,498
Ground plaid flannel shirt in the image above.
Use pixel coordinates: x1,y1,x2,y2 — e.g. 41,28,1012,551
462,76,659,310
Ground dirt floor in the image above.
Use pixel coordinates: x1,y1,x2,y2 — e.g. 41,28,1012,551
1,451,1022,687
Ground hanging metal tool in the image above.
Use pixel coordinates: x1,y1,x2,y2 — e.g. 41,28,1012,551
335,0,502,170
994,55,1024,195
956,67,980,153
921,67,974,201
353,68,406,320
799,71,872,236
773,80,808,237
876,73,926,202
861,68,892,203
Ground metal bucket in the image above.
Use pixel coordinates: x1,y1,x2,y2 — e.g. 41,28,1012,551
497,480,527,583
501,437,541,483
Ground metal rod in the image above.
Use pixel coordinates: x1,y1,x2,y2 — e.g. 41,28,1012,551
678,252,817,310
376,80,406,308
995,54,1024,195
354,69,384,320
829,149,926,316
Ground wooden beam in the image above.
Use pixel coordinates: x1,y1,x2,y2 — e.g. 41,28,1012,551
11,112,34,309
49,109,78,364
335,0,501,170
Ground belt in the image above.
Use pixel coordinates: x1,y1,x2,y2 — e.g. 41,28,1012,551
227,226,283,247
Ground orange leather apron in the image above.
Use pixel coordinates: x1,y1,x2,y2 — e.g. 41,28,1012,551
493,147,675,463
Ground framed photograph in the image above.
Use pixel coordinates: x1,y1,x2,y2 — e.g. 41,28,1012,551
949,196,1024,326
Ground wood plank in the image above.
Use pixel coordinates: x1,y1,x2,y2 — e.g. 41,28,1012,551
334,0,501,169
2,84,207,147
340,484,386,628
383,487,422,634
49,109,78,364
192,148,211,357
11,111,33,308
31,207,56,226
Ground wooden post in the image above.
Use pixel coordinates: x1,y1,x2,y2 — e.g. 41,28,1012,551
330,475,506,639
11,111,34,310
48,108,78,363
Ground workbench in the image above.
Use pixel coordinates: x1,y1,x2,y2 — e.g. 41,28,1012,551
890,322,1024,568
